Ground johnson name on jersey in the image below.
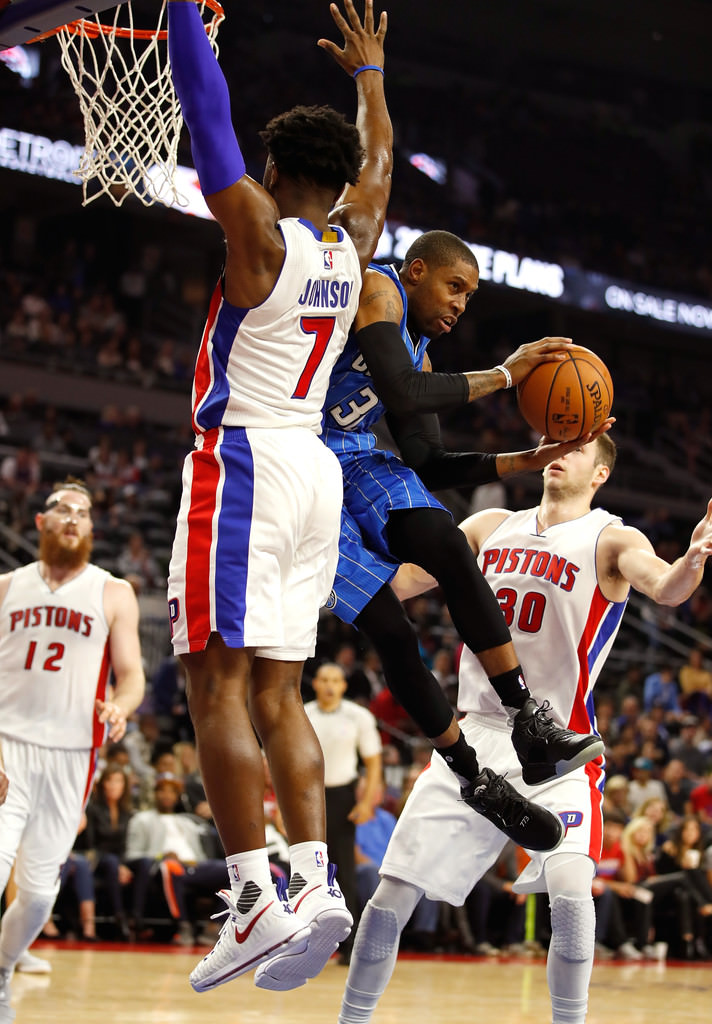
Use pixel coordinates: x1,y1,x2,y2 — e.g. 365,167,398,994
191,218,360,435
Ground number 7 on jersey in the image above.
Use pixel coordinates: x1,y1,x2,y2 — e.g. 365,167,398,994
292,316,336,400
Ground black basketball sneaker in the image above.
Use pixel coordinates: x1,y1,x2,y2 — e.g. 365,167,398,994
512,698,604,786
461,767,565,851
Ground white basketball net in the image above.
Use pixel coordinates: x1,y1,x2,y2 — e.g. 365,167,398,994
55,0,224,207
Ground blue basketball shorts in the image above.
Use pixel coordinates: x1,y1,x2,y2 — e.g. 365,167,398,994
324,447,449,624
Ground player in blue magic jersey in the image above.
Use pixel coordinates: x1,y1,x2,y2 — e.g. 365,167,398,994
320,229,614,852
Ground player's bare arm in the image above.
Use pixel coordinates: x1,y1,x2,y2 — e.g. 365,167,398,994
97,578,146,742
355,269,403,329
599,498,712,606
494,419,615,478
167,0,285,308
322,1,392,272
461,337,574,403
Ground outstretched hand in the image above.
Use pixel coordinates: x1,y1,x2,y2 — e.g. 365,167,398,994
529,417,616,469
686,498,712,570
502,337,573,386
318,0,387,77
96,699,128,742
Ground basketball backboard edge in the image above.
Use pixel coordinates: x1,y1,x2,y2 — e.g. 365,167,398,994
0,0,127,49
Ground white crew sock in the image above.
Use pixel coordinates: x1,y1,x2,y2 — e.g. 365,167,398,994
288,841,329,882
225,848,272,900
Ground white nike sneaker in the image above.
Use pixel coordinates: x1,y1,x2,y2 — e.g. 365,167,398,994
0,966,15,1023
189,883,310,993
14,951,51,975
254,864,353,991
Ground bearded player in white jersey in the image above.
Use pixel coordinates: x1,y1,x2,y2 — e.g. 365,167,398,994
165,0,393,994
0,478,145,1023
337,433,712,1024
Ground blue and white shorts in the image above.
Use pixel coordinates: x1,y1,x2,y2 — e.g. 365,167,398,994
325,447,448,624
168,425,343,660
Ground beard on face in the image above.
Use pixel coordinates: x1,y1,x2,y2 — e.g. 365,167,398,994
39,530,93,570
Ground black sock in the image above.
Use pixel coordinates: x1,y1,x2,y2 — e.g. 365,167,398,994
489,666,531,709
437,731,479,783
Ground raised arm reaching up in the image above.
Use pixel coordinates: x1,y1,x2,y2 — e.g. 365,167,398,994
321,0,392,271
167,1,391,308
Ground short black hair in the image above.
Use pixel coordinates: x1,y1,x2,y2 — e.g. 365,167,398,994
402,230,478,273
259,105,363,194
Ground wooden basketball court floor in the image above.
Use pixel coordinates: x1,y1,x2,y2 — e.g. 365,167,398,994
8,944,712,1023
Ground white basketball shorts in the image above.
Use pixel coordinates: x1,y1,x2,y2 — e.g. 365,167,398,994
168,425,343,661
380,713,604,905
0,736,95,895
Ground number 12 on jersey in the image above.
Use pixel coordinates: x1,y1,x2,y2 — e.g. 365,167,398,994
292,316,336,400
25,640,65,672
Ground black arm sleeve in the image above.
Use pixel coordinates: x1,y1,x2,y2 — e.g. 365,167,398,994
386,409,500,491
357,321,469,415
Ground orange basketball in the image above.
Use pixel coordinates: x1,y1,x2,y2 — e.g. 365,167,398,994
516,344,613,441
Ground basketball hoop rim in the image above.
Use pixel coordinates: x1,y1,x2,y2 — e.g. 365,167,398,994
28,0,224,42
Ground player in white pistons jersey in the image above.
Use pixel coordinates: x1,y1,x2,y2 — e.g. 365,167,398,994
338,434,712,1024
164,0,393,996
0,562,113,750
0,479,144,1023
457,503,625,729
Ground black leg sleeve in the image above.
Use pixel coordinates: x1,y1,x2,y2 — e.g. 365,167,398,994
355,583,454,739
385,508,512,654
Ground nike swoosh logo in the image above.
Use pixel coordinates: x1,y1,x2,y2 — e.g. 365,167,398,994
234,900,274,943
293,885,321,913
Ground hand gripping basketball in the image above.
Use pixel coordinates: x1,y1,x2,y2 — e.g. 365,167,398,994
517,344,614,442
498,337,574,389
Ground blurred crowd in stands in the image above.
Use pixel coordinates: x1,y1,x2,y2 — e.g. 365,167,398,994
1,8,711,299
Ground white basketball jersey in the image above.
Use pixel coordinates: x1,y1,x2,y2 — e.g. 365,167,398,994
191,217,361,435
458,507,627,732
0,562,112,749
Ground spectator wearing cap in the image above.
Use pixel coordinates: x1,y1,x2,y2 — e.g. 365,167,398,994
643,664,682,717
669,715,709,781
628,758,667,816
124,773,227,943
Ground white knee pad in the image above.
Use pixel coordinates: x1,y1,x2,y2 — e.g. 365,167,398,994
14,888,56,917
352,902,400,964
550,894,595,962
0,888,57,966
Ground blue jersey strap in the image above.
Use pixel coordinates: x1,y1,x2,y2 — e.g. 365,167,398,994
167,1,246,197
